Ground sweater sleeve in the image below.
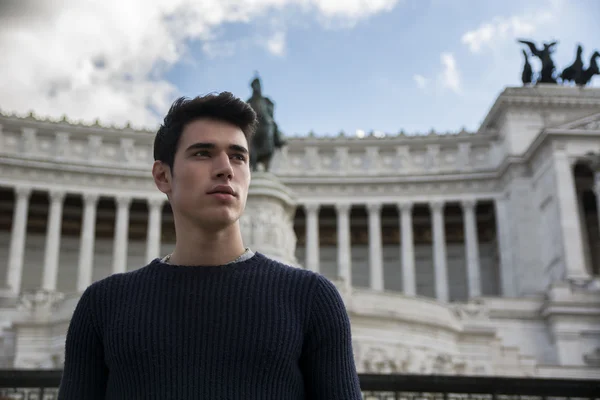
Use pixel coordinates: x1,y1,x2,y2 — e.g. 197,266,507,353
299,274,362,399
58,285,108,400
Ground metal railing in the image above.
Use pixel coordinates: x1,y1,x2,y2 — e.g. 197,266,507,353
0,370,598,399
359,373,600,399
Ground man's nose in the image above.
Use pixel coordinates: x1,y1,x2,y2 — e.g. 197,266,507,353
212,153,234,179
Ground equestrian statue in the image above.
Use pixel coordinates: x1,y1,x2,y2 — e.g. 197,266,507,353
246,75,286,172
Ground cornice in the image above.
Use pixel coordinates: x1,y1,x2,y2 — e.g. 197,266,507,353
0,110,156,135
0,110,495,144
479,85,600,132
0,161,502,205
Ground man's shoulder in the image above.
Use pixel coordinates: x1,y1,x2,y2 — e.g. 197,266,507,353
254,253,338,292
255,253,315,276
84,260,156,297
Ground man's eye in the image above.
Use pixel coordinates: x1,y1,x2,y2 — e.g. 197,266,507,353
194,151,210,157
232,154,246,161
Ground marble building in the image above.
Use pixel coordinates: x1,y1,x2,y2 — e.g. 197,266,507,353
0,84,599,379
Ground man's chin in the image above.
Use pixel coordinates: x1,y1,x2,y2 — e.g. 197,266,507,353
194,212,240,231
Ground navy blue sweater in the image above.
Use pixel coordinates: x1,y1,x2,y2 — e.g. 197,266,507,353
58,252,362,399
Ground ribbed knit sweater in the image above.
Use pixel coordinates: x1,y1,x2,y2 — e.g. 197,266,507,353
58,252,362,399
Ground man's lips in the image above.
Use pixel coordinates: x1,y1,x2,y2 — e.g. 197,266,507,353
207,185,236,197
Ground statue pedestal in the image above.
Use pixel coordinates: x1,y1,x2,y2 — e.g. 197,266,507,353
240,171,299,267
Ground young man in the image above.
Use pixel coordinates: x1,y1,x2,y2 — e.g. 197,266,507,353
58,92,363,399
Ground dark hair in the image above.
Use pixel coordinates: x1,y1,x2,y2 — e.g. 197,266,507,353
153,92,257,170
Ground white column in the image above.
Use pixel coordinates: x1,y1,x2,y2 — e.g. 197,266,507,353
78,192,99,292
112,195,131,275
304,203,320,273
553,151,589,281
462,199,481,298
585,153,600,245
6,186,32,295
430,200,449,302
494,194,516,297
594,173,600,241
335,202,352,289
146,197,164,263
42,190,66,292
367,202,384,291
577,189,593,277
397,201,416,296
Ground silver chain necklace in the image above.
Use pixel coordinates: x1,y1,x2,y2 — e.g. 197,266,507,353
163,249,249,265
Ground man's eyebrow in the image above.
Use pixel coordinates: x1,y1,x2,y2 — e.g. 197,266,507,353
229,144,248,154
185,142,248,154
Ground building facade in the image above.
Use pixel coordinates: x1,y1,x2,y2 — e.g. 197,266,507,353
0,85,599,379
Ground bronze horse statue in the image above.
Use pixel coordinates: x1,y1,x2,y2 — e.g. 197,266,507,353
578,51,600,85
246,76,286,172
517,40,599,86
518,39,558,83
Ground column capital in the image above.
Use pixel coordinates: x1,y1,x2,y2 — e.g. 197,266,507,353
366,202,382,214
82,192,100,205
583,151,600,172
14,185,32,199
303,202,320,214
48,189,66,203
496,191,510,201
429,199,445,212
148,196,165,209
460,198,477,210
335,202,351,215
115,195,132,208
396,200,413,213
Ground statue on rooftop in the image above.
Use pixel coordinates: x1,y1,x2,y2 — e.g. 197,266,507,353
577,51,600,85
517,40,599,86
518,39,558,84
246,74,287,172
560,45,584,84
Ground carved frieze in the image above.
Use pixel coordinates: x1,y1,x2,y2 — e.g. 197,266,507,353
20,128,37,154
240,173,298,266
583,347,600,367
54,132,70,159
356,342,468,375
581,119,600,130
17,290,65,320
451,298,490,321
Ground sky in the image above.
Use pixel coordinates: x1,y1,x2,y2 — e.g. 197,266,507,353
0,0,599,137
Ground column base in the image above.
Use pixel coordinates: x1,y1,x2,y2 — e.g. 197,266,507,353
240,171,299,267
0,287,19,308
568,276,600,291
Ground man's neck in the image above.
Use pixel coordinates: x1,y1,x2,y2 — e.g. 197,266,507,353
168,222,246,266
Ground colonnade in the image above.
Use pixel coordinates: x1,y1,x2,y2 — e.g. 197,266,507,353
4,186,166,295
3,184,512,302
302,197,509,301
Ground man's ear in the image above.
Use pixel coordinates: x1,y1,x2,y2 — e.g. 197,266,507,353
152,160,172,195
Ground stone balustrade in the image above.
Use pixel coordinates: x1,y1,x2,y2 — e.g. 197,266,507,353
0,114,500,177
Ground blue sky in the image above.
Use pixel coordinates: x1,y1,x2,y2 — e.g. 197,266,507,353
0,0,599,137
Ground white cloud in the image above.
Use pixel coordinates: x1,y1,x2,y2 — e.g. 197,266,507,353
0,0,399,129
439,53,461,94
411,54,461,95
461,1,560,53
462,17,537,53
314,0,398,19
413,74,429,90
265,31,287,56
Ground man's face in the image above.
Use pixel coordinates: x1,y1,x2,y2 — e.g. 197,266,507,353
159,118,250,231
